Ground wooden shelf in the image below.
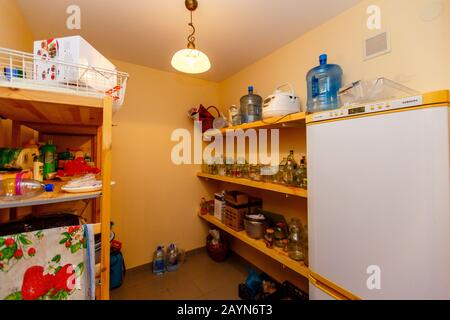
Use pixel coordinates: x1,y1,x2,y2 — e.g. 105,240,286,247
0,85,113,299
197,172,308,198
212,112,306,135
0,181,101,209
199,213,309,278
0,86,104,135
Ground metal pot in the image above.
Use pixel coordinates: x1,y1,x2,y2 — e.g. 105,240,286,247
244,214,267,239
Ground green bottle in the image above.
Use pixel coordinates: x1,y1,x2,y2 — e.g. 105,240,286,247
41,140,57,178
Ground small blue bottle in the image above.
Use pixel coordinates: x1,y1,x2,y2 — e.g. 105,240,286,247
152,246,166,275
306,54,343,113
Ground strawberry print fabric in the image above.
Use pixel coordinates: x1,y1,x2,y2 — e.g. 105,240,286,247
0,225,95,300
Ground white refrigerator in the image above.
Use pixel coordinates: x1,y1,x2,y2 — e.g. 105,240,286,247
306,90,450,300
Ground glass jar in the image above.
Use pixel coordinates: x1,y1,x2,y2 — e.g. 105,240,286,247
260,166,278,183
248,164,256,180
274,222,287,248
229,105,242,126
210,162,218,175
241,163,249,178
255,165,263,181
301,223,309,266
264,228,274,248
224,158,233,176
201,162,208,174
287,218,304,261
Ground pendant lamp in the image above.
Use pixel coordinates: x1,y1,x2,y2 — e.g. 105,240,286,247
171,0,211,74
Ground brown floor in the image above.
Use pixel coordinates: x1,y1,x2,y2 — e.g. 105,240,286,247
110,249,253,300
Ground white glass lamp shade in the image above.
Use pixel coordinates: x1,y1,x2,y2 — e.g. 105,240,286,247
171,48,211,74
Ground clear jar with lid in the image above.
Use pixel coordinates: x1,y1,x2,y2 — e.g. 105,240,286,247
287,218,304,261
260,166,278,183
253,165,262,181
229,105,242,126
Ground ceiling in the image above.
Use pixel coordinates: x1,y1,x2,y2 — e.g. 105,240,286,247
17,0,361,81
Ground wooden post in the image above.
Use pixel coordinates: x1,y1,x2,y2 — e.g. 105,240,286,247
10,121,21,221
11,121,21,147
100,97,112,300
91,135,100,223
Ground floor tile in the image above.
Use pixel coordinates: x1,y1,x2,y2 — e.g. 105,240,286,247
111,250,251,300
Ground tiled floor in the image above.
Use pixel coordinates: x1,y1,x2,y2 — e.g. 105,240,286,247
111,249,253,300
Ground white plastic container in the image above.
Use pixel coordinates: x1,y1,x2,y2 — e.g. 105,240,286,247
214,192,226,221
263,83,302,119
33,36,117,92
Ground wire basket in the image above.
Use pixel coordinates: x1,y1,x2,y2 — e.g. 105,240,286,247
0,47,129,111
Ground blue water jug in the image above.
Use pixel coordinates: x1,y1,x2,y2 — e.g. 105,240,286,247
240,86,263,123
306,54,343,113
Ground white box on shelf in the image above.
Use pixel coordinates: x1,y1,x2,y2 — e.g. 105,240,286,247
214,193,226,221
33,36,117,92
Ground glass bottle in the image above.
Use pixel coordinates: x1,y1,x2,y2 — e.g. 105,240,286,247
283,151,297,185
294,156,307,188
286,150,298,169
284,158,294,185
278,157,287,184
287,218,304,261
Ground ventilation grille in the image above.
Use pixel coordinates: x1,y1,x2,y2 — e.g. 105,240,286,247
364,31,391,60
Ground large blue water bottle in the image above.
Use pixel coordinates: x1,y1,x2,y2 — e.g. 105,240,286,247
306,54,343,113
240,86,262,123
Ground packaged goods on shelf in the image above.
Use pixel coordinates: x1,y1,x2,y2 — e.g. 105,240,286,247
224,191,262,231
34,36,117,92
214,192,226,221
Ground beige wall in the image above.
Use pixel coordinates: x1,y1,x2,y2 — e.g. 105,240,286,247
110,60,220,268
0,0,35,147
219,0,450,108
0,0,34,51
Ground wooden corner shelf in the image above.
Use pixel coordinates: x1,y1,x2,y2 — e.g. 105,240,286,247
212,112,306,135
0,85,113,300
0,181,101,209
199,213,310,279
0,86,104,135
197,172,308,198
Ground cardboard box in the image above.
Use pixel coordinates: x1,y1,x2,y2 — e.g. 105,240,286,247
34,36,117,92
223,193,264,231
224,191,249,206
224,204,248,231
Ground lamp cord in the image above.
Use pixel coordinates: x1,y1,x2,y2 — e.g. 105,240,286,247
187,10,196,46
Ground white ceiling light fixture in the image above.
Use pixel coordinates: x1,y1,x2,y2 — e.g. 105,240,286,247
171,0,211,74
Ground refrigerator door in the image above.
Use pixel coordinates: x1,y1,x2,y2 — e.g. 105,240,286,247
307,106,450,299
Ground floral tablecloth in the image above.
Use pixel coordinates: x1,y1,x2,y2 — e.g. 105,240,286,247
0,225,95,300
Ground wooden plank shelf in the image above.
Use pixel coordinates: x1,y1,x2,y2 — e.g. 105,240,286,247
0,84,113,299
199,213,309,279
0,181,101,209
197,172,308,198
211,112,306,135
0,86,104,135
